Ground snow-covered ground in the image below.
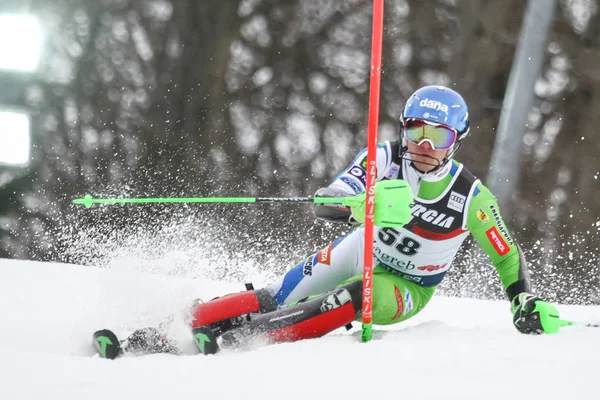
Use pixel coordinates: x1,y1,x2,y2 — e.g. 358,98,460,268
0,258,598,400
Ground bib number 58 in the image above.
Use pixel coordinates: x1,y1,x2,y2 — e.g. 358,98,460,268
378,228,421,256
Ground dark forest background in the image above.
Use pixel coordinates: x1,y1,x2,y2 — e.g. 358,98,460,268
0,0,599,304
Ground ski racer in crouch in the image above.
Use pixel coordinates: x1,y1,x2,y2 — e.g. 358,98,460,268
94,85,563,358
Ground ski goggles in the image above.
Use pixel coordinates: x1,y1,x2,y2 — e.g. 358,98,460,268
403,119,458,150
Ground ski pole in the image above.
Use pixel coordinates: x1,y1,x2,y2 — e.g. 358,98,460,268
559,319,600,328
73,193,344,208
72,180,414,228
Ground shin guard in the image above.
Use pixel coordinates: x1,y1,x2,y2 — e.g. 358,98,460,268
190,288,276,331
218,280,363,349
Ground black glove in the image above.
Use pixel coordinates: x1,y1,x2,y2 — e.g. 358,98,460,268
511,293,562,334
313,187,353,223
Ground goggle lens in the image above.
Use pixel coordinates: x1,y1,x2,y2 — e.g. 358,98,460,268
404,120,457,150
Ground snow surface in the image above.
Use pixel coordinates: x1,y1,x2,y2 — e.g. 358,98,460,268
0,258,599,400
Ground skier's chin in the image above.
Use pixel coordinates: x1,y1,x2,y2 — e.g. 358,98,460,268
411,158,440,173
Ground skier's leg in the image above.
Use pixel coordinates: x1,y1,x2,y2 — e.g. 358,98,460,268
191,228,364,329
191,229,365,354
217,266,435,350
264,228,365,306
218,279,364,349
98,232,363,359
95,267,434,358
342,267,436,325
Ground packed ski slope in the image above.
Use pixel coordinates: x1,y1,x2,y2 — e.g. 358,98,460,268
0,258,598,400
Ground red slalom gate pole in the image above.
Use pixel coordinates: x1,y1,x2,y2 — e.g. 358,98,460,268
361,0,384,343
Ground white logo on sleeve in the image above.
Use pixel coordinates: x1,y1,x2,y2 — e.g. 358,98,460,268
447,191,466,212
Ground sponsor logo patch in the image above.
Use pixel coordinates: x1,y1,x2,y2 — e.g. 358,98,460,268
477,208,489,223
410,203,455,228
374,246,416,272
447,191,466,212
486,226,509,256
393,286,404,319
489,205,514,245
348,166,367,185
303,256,315,276
340,176,363,194
385,164,400,180
417,263,447,272
403,290,414,316
317,244,332,265
320,289,352,313
360,156,368,170
400,273,422,283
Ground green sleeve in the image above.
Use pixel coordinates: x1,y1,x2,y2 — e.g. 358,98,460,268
465,183,531,300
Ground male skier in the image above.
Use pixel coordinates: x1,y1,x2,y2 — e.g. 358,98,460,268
94,85,562,359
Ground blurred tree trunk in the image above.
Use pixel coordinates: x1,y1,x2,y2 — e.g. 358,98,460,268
448,0,527,179
132,0,242,195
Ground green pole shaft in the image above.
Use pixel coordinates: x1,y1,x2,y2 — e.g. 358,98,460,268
73,194,349,209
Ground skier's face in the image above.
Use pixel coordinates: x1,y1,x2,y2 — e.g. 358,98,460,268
406,140,449,172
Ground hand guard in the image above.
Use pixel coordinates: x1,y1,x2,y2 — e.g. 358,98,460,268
511,293,561,334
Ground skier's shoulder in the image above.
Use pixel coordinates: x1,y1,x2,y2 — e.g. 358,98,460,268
451,158,478,185
446,159,483,200
451,159,497,203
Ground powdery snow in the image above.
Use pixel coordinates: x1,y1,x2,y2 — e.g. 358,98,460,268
0,258,598,400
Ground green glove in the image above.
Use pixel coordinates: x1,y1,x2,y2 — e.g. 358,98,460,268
346,180,413,228
511,293,563,334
